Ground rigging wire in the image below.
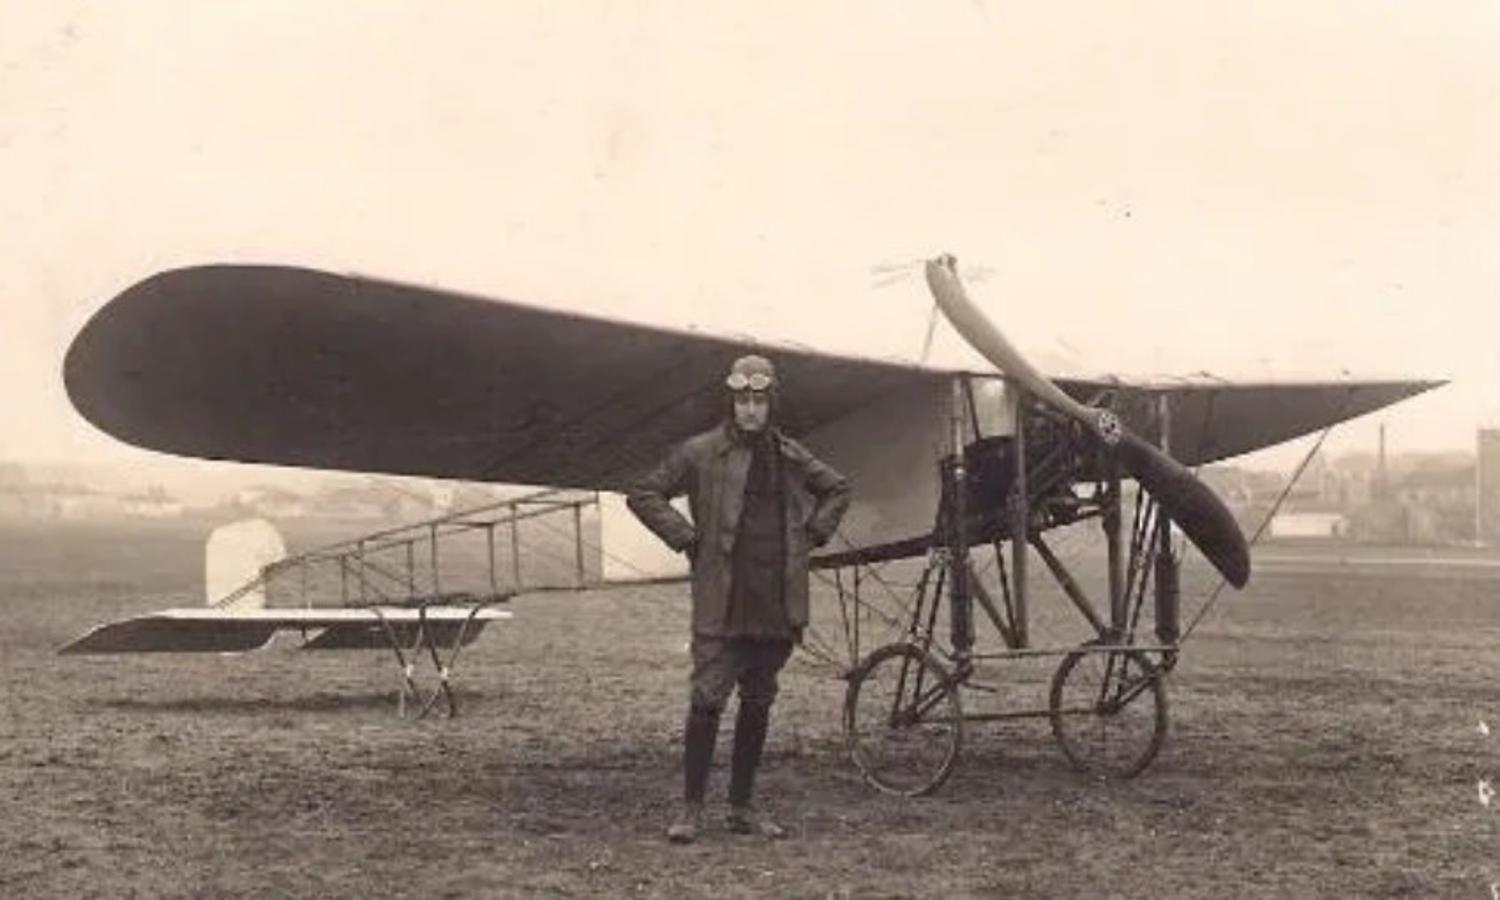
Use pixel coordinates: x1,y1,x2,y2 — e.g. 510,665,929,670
528,508,698,589
1179,416,1343,642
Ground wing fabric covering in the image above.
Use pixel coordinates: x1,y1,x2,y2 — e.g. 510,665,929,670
1058,379,1445,467
65,266,946,491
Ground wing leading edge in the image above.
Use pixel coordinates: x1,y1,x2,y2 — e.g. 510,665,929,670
66,265,1441,492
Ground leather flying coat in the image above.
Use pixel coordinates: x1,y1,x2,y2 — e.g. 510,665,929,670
627,423,851,636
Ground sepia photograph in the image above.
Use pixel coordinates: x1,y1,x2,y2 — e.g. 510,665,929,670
3,2,1498,896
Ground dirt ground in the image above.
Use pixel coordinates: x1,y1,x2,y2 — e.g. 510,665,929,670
3,518,1499,898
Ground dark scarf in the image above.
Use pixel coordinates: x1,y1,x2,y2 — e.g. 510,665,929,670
725,425,789,637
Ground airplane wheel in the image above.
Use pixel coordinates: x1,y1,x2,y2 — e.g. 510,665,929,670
844,642,964,796
1049,646,1167,779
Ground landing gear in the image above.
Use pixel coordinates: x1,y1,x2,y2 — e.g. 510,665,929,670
1049,645,1168,779
828,373,1193,792
844,643,964,797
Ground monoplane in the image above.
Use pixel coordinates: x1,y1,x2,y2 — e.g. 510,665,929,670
59,257,1440,784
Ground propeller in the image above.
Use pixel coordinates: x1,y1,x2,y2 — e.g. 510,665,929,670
924,254,1250,589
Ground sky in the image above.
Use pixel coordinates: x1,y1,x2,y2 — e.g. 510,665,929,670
3,0,1499,486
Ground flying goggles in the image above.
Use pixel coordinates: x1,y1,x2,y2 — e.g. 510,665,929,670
725,372,774,392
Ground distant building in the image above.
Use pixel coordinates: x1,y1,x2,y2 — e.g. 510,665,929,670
49,484,127,519
235,486,310,519
120,486,185,519
1479,429,1500,546
315,484,410,519
0,462,26,488
1328,451,1383,506
1396,458,1475,543
1344,457,1475,545
1269,511,1348,539
0,484,47,518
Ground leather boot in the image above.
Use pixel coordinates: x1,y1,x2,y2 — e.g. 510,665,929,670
668,705,720,843
726,701,785,838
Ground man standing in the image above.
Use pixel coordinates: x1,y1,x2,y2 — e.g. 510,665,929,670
627,354,850,842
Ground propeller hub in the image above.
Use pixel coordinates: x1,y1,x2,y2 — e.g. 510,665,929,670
1094,410,1123,446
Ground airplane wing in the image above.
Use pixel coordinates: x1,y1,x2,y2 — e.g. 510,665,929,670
66,265,1440,494
65,265,948,492
58,607,512,655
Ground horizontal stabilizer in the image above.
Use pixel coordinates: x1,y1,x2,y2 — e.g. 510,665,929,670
59,607,511,655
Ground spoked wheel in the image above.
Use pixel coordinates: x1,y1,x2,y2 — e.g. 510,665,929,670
844,642,964,796
1049,646,1168,779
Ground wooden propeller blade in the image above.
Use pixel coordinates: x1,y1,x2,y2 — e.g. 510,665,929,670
924,255,1250,589
1107,431,1250,588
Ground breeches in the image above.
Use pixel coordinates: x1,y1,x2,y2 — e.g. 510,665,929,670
688,636,794,710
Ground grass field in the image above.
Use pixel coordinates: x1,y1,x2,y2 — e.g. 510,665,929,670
3,517,1499,898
